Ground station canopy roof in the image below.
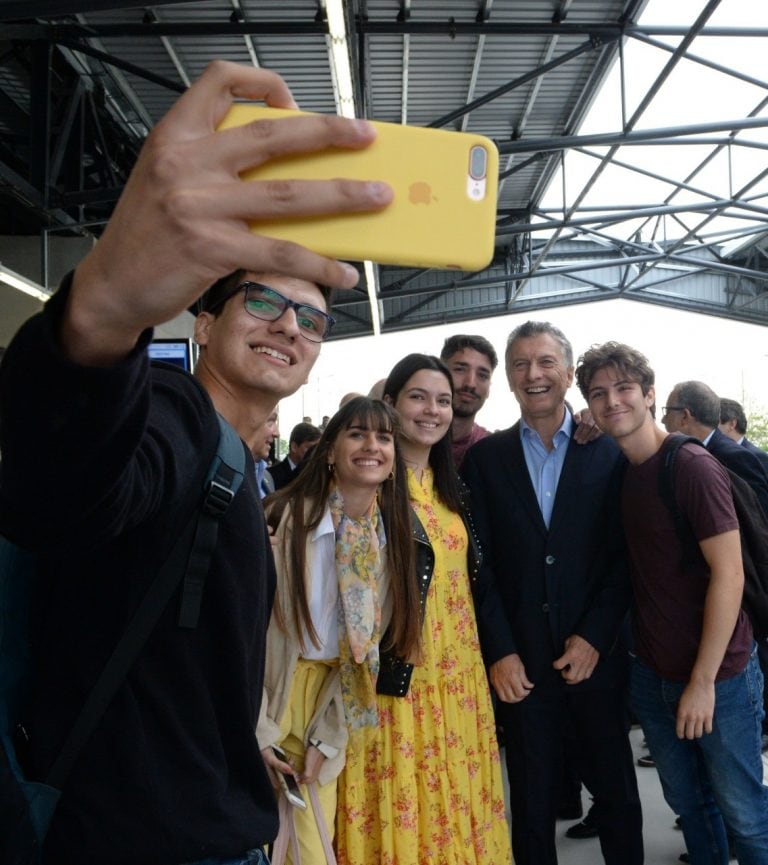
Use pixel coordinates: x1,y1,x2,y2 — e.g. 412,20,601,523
1,0,767,338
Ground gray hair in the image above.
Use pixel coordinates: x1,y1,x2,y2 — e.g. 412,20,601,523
505,321,573,372
673,381,720,427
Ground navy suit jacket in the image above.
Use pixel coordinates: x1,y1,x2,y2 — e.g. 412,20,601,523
706,427,768,516
743,437,768,475
462,421,631,693
266,456,296,491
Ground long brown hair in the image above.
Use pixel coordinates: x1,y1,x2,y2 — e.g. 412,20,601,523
265,397,421,659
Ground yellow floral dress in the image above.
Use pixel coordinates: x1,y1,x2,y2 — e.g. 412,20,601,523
336,468,512,865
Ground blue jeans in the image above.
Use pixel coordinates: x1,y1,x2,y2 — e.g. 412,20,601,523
183,849,269,865
631,648,768,865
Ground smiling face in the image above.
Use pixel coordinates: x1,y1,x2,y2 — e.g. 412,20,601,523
586,365,655,444
327,422,395,491
194,272,324,406
506,332,574,424
444,347,493,420
391,368,453,453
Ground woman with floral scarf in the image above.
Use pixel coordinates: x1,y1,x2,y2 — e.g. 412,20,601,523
258,396,420,864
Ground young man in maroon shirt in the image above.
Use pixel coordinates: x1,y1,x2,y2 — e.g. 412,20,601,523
577,341,768,865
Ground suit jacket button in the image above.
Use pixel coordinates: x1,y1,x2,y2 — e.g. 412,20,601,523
542,603,550,612
545,555,555,565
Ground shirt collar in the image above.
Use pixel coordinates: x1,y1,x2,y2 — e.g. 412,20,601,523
312,505,336,542
520,407,573,444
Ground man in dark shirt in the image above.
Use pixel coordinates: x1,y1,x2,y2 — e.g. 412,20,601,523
577,342,768,865
0,61,391,865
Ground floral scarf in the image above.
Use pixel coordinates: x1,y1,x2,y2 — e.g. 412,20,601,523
329,487,385,730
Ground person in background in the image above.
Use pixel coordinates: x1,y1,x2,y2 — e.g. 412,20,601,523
439,333,498,468
337,353,512,865
253,410,279,498
339,392,362,408
269,422,322,490
719,397,768,474
661,381,768,518
259,396,419,863
367,378,387,401
719,397,768,752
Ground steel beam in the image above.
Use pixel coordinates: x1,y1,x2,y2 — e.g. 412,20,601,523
498,116,768,155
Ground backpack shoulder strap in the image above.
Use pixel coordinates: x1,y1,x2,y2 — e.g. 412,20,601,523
658,435,703,521
177,414,246,628
47,413,246,789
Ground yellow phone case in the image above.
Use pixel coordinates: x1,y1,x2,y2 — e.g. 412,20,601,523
218,105,499,271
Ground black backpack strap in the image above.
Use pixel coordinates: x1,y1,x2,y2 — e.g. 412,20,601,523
658,434,702,522
46,413,246,789
177,415,246,629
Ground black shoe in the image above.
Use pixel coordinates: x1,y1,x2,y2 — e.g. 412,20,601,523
557,802,583,821
636,754,656,768
565,818,599,839
679,854,689,863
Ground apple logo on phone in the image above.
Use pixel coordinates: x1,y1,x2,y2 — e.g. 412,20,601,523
409,181,433,204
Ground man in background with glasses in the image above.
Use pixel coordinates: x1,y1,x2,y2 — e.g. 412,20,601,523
0,61,391,865
662,381,768,516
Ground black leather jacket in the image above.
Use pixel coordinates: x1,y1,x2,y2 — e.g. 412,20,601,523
377,498,482,696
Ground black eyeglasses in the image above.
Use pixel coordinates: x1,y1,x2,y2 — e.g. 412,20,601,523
208,281,334,343
662,406,686,415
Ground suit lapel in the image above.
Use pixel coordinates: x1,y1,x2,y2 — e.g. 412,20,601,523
548,432,590,536
498,423,548,535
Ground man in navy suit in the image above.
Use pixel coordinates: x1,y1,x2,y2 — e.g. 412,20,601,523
662,382,768,516
462,321,642,865
719,396,768,476
266,421,320,490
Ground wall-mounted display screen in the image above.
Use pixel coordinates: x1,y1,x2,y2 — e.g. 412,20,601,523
148,338,194,372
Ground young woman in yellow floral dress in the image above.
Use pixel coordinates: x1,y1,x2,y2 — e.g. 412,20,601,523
336,354,512,865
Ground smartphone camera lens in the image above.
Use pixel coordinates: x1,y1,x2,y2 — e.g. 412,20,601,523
469,146,488,180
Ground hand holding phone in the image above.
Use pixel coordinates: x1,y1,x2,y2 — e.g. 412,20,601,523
218,105,499,270
270,745,307,810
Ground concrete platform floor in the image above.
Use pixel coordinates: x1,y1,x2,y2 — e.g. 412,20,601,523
501,725,768,865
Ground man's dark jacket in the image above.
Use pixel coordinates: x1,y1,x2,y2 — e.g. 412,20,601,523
706,427,768,517
742,437,768,478
267,456,297,491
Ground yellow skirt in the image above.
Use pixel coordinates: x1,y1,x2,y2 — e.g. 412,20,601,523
277,658,338,865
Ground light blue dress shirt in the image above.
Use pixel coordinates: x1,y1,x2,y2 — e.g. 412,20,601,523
255,458,270,499
520,410,573,528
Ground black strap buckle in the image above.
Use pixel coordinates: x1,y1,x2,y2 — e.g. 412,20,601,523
203,479,235,517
